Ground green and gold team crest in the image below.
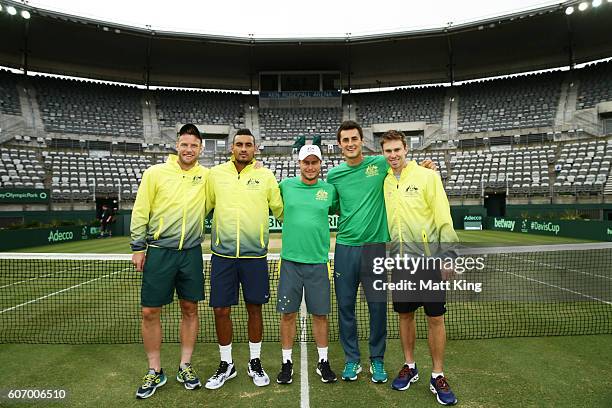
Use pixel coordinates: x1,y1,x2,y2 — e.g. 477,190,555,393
315,189,329,201
365,164,379,177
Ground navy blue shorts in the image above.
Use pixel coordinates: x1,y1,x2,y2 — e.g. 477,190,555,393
209,255,270,307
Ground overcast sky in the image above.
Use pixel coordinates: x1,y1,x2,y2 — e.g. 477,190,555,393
26,0,563,38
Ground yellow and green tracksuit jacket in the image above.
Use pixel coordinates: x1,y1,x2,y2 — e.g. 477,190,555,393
206,156,283,258
130,154,208,252
383,160,458,256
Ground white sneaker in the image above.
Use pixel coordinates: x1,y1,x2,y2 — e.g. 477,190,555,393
205,361,236,390
247,358,270,387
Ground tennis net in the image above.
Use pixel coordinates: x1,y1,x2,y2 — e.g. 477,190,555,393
1,242,611,344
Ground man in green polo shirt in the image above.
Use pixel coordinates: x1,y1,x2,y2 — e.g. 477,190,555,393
275,144,338,385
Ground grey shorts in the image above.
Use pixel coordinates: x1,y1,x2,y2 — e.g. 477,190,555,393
277,259,331,315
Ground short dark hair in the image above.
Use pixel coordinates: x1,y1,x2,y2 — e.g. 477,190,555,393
233,128,256,144
178,123,202,141
380,130,407,149
336,120,363,143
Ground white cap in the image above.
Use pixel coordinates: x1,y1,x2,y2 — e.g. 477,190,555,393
298,144,322,161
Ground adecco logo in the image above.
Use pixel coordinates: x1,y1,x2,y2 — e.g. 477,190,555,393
48,230,74,243
494,218,515,231
464,215,482,221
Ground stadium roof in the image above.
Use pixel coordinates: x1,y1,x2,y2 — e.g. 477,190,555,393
1,0,612,90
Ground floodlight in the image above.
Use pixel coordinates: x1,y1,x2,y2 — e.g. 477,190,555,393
21,10,31,19
7,6,17,15
578,2,589,11
565,6,574,15
592,0,602,7
0,5,3,12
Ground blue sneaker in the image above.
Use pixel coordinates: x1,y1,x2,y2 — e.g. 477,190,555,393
136,368,167,399
391,364,419,390
430,375,458,405
369,360,388,383
341,361,362,381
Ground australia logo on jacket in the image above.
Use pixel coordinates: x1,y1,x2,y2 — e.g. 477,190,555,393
192,175,203,185
404,184,419,197
246,178,261,189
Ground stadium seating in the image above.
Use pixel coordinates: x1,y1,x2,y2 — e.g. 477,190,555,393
576,61,612,110
0,147,46,189
553,139,612,194
354,87,445,126
446,145,557,196
33,76,143,138
43,151,165,201
259,107,342,141
155,90,245,128
0,71,22,116
457,72,562,133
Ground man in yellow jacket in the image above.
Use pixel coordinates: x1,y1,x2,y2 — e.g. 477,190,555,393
381,130,458,406
130,124,208,399
204,129,283,389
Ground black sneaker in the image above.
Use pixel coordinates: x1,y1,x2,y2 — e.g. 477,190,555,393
316,360,338,383
276,361,293,384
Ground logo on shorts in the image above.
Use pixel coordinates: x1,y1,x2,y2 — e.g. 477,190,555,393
315,189,329,201
365,165,379,177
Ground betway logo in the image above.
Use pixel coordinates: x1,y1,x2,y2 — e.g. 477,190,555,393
494,218,515,231
530,221,560,235
48,230,74,243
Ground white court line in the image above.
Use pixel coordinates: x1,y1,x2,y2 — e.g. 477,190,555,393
504,254,612,282
300,295,309,408
494,268,612,305
0,267,131,315
0,263,95,289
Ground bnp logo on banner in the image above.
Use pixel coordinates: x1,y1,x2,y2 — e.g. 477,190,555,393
48,229,74,243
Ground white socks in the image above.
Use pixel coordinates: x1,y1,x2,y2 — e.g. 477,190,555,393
432,371,444,379
282,349,292,363
249,341,262,360
406,362,416,369
219,343,232,364
317,346,328,362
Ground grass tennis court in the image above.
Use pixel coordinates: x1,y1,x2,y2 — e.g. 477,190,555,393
1,230,611,407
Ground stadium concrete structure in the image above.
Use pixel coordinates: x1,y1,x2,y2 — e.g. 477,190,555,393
0,0,612,222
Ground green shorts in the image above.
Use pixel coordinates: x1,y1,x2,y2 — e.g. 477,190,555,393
276,258,331,315
141,245,204,307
